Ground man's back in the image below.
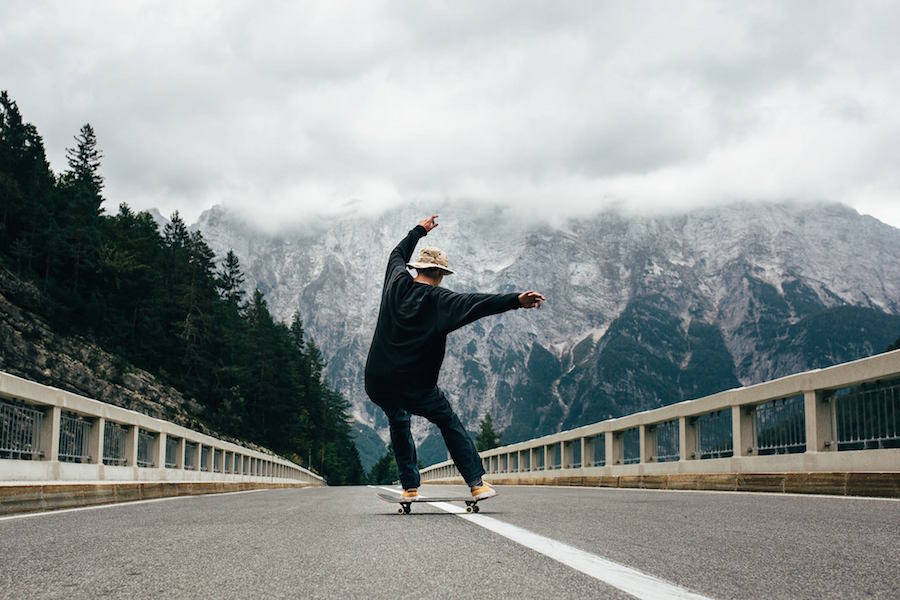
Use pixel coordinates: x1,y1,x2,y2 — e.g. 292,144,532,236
364,223,520,395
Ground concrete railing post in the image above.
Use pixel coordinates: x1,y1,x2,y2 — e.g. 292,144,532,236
607,431,621,465
175,438,185,469
805,390,836,452
732,405,755,457
196,443,204,471
581,436,595,468
39,405,61,462
155,432,167,469
640,425,655,463
125,425,139,467
679,416,696,460
89,417,105,464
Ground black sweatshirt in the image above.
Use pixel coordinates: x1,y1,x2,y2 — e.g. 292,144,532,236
364,225,521,398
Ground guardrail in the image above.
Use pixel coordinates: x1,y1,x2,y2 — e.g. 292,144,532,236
422,350,900,493
0,371,324,486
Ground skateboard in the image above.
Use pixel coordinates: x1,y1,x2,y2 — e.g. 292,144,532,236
376,491,490,514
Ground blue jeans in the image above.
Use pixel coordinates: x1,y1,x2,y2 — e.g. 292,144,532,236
369,385,485,490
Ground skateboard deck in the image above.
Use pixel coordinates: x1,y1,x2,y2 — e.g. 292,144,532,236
376,491,490,514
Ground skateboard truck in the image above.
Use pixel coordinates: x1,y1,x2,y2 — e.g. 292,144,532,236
396,500,479,515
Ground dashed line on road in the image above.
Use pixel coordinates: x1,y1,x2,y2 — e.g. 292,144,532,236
376,486,711,600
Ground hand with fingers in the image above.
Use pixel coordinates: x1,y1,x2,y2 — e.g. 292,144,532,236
418,215,439,233
518,291,546,309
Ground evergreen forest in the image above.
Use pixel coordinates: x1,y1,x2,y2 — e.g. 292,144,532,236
0,91,364,484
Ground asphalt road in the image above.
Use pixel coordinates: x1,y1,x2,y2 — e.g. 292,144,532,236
0,485,897,599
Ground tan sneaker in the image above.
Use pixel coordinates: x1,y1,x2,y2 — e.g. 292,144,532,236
401,488,419,500
470,481,497,501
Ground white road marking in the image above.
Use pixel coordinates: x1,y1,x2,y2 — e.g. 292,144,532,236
0,488,273,522
376,486,712,599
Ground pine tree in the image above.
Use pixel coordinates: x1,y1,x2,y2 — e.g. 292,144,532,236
217,250,246,307
475,413,502,451
64,124,103,201
0,91,55,282
289,312,306,354
60,123,105,298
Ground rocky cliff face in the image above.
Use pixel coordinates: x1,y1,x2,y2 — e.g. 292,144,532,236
189,202,900,465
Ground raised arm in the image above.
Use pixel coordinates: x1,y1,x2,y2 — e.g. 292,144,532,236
384,215,440,284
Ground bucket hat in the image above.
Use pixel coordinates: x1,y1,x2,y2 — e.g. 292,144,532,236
407,246,455,275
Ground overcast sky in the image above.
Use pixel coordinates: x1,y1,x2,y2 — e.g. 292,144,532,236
2,0,899,228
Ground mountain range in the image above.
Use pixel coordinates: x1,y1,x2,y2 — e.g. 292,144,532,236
172,202,900,469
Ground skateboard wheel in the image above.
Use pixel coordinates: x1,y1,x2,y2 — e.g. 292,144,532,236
465,505,474,513
473,505,480,513
397,507,405,514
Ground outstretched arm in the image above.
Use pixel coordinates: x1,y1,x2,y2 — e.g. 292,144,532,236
384,215,440,284
435,289,546,333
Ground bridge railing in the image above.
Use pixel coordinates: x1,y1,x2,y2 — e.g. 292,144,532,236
0,371,324,486
421,350,900,485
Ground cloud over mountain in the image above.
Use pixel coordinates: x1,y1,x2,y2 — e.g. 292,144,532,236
2,1,899,228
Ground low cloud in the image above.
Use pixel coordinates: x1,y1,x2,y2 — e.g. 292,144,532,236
2,0,899,228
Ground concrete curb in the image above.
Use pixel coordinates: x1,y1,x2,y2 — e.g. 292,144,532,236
429,472,900,498
0,481,316,516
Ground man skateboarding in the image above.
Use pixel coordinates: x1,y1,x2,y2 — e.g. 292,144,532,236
365,214,546,501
